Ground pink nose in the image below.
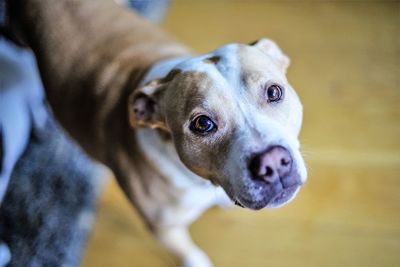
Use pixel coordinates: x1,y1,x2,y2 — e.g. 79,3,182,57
249,146,293,184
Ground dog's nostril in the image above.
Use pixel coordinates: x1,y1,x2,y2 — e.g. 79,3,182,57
249,146,293,182
265,166,274,177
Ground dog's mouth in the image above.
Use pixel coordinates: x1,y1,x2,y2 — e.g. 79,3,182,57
233,185,301,210
266,185,300,208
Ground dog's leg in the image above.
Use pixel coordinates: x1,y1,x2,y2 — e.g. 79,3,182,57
154,226,212,267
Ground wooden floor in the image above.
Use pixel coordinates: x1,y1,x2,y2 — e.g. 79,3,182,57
82,1,400,267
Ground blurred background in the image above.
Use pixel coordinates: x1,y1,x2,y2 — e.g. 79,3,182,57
83,1,400,267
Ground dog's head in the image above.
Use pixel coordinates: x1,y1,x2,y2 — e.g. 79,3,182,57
128,38,307,209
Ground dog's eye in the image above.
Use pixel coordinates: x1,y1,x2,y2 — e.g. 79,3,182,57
266,84,283,102
190,115,216,135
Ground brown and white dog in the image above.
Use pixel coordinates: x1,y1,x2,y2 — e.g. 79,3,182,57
7,0,307,266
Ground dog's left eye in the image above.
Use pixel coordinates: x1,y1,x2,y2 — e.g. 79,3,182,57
190,115,216,135
266,84,283,102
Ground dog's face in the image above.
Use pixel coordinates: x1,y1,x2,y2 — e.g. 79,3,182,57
129,38,307,210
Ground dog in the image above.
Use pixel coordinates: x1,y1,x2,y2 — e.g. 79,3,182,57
7,0,307,266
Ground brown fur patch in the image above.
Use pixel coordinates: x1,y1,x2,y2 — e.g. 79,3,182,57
203,56,221,64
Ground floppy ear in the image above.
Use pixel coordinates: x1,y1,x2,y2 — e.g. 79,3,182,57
128,79,166,130
250,38,290,72
128,69,181,130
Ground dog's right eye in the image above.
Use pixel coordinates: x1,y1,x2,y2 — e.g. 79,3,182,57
266,84,283,102
190,115,216,135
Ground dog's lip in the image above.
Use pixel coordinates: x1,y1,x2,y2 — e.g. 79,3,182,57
235,184,301,210
233,198,245,208
267,185,300,207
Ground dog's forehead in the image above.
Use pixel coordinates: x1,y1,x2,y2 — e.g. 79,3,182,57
176,44,239,69
174,43,286,87
167,43,295,124
169,45,242,103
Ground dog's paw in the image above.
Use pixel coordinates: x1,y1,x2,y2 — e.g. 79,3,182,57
183,249,213,267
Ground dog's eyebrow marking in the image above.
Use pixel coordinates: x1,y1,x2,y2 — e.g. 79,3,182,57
203,56,221,64
248,40,259,46
161,69,182,83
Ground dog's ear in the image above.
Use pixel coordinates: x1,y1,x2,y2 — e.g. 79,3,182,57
250,38,290,72
128,79,166,130
128,69,181,130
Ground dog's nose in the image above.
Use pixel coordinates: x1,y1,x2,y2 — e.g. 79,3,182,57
249,146,293,184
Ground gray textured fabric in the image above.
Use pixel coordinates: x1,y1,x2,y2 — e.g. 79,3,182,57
0,38,103,266
0,115,103,267
0,38,47,205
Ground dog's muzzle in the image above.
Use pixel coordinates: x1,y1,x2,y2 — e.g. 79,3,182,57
234,145,303,209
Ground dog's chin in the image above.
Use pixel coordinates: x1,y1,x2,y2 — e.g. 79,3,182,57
234,185,301,210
